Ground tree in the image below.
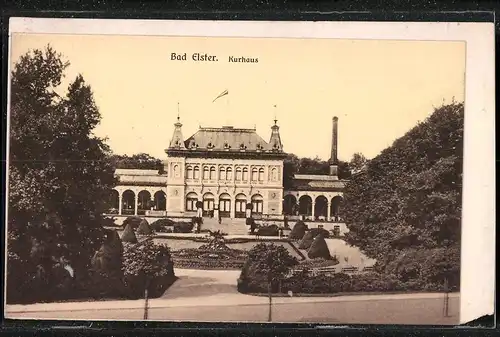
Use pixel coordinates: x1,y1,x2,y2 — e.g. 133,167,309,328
8,46,116,290
349,152,368,173
110,153,164,173
342,102,463,288
122,240,175,317
241,243,298,321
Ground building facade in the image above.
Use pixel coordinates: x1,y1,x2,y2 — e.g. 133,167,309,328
109,116,346,225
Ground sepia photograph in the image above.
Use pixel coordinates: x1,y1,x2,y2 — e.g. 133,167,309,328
4,19,495,325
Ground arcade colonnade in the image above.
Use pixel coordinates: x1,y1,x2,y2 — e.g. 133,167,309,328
108,187,265,218
283,191,344,221
109,187,344,220
109,186,168,216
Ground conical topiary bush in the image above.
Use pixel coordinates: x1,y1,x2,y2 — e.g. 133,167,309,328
121,223,138,243
307,235,332,260
298,230,315,250
289,220,308,240
122,216,143,230
136,218,152,235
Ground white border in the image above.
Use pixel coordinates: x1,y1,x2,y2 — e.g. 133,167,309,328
6,18,496,324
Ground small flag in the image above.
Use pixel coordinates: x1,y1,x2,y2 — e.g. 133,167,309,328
213,89,228,103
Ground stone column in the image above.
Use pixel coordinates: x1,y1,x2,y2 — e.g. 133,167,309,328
230,197,235,219
326,202,331,222
311,201,316,220
134,192,138,216
118,192,123,215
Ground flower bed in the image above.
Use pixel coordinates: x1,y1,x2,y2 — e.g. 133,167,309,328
298,257,339,269
172,248,248,270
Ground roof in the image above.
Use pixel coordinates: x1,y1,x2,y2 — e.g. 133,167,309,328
115,169,161,176
289,174,347,192
294,174,339,181
115,169,167,185
183,126,274,152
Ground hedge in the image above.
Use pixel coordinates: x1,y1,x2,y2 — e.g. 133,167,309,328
238,270,454,295
150,218,175,232
257,224,279,236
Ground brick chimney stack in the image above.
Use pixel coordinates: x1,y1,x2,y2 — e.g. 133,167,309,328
329,116,339,178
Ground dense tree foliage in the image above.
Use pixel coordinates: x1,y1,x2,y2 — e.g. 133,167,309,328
349,152,368,173
110,153,164,173
342,102,463,288
7,46,116,297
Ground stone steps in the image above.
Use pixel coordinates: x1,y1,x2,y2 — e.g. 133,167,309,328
199,217,249,235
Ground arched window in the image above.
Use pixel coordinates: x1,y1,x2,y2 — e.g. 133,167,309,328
210,166,216,180
226,167,233,180
203,166,209,180
258,168,264,181
173,164,180,178
186,192,198,211
236,167,242,181
242,167,249,181
251,194,264,215
271,167,278,181
251,167,258,181
219,166,226,180
194,166,200,179
186,166,194,179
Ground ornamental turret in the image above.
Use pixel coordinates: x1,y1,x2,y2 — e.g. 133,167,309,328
269,118,283,152
168,114,186,150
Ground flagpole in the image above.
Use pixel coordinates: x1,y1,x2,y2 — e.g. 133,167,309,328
226,93,230,126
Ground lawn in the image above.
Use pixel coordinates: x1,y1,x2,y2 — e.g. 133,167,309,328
292,238,376,270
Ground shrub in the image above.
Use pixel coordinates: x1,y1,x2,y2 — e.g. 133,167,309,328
289,220,308,240
298,230,315,249
90,229,125,297
122,216,143,230
308,227,330,239
173,221,194,233
150,218,175,232
307,235,332,260
121,223,138,243
91,229,123,274
122,240,176,299
136,219,152,235
257,224,279,236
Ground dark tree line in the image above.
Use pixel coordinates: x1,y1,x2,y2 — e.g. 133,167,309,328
110,153,164,173
342,102,463,289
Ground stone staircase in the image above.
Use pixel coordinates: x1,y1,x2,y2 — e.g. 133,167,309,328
199,217,249,235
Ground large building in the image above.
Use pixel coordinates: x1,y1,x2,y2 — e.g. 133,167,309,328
109,116,347,230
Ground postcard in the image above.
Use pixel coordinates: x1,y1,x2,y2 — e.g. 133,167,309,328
4,18,495,325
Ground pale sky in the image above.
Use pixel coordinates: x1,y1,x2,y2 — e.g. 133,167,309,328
10,34,465,161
